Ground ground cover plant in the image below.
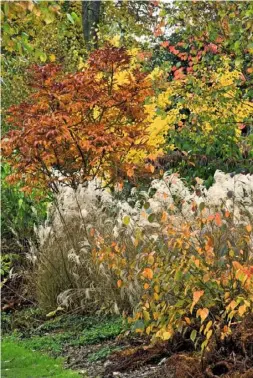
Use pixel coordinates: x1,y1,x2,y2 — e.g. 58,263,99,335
3,311,123,356
1,1,253,378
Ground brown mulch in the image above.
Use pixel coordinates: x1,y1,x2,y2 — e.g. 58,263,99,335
103,314,253,378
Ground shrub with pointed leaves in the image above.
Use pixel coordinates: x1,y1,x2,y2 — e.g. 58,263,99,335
1,46,153,193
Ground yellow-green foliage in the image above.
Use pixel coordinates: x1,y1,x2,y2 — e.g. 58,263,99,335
93,199,253,352
144,58,252,155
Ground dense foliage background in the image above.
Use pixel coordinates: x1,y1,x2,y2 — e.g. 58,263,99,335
1,1,253,377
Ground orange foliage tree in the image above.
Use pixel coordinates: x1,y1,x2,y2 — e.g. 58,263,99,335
1,46,153,192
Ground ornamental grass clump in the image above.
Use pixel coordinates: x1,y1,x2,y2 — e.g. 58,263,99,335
31,170,253,348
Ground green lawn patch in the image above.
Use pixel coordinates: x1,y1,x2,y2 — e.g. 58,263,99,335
1,341,81,378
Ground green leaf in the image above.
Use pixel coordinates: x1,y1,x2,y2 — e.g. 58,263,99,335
148,213,155,223
144,202,150,209
190,329,197,342
234,40,241,51
67,13,75,24
44,13,55,25
71,12,79,22
235,58,243,68
39,52,47,62
199,202,205,211
175,270,182,281
133,320,145,331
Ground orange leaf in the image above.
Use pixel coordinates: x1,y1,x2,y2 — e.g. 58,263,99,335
232,261,243,271
134,239,139,247
117,182,124,191
194,259,200,268
127,167,135,178
215,212,222,227
145,164,155,173
184,317,191,325
191,290,204,313
161,211,168,223
117,280,123,288
228,300,237,310
161,41,169,48
198,308,209,322
193,290,204,304
246,224,252,233
142,268,153,280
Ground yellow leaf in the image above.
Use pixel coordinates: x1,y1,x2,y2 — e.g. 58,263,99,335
143,311,150,322
46,306,63,318
206,329,213,340
144,283,150,290
49,54,56,62
146,326,151,335
238,304,247,317
195,177,204,185
154,285,160,293
136,328,144,334
148,254,155,265
27,2,34,11
110,35,120,47
154,292,159,301
161,330,172,340
224,292,230,300
204,320,213,335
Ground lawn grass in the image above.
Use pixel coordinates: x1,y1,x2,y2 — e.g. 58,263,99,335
1,341,82,378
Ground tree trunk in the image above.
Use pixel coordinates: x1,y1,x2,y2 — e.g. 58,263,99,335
82,1,90,45
82,1,101,49
91,1,101,48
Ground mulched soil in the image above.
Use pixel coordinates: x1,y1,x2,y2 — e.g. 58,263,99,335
64,314,253,378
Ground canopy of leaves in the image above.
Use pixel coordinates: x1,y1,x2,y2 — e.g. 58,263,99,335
2,46,153,192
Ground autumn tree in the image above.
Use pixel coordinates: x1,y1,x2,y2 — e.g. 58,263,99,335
1,46,153,193
144,0,253,185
